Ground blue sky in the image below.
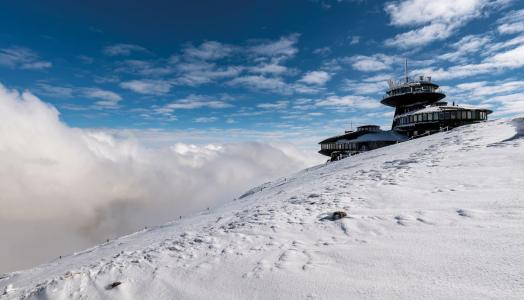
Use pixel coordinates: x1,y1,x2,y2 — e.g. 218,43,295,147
1,0,524,149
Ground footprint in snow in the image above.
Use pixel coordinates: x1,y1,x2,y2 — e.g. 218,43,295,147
456,209,472,217
394,215,417,226
275,249,312,272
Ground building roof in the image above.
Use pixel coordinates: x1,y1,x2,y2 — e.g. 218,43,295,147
321,129,408,144
396,104,493,118
353,130,409,143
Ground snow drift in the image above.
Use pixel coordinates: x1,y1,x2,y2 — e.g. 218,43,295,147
1,115,523,299
0,84,320,274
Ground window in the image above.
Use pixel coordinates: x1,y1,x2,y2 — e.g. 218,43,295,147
434,112,439,120
428,113,433,121
444,112,450,120
461,111,467,119
423,113,428,121
451,111,456,119
467,111,472,119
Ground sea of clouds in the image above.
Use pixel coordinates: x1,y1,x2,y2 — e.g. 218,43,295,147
0,83,322,273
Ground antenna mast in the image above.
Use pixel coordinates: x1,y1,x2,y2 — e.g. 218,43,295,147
404,58,408,83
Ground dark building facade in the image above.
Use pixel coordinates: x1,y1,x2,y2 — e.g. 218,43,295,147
382,72,492,137
319,125,408,161
319,62,492,160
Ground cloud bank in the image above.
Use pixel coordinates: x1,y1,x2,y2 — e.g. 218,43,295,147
0,83,321,273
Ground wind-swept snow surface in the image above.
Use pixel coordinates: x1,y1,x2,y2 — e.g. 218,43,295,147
2,118,524,299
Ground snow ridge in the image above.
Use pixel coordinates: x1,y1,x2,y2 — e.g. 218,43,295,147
1,118,524,299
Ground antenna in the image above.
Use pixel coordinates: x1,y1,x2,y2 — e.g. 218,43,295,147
404,58,408,83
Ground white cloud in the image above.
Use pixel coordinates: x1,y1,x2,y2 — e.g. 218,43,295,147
384,0,509,48
35,83,74,98
386,0,482,26
81,88,121,101
0,83,321,273
497,9,524,34
227,75,323,94
155,94,232,116
456,80,524,97
292,98,316,111
349,54,396,72
292,83,324,94
342,79,387,95
257,100,289,110
487,42,524,67
444,80,524,117
413,42,524,80
249,34,300,58
183,41,235,60
103,43,148,56
315,95,381,109
228,75,288,92
299,71,331,85
350,35,360,45
488,92,524,115
117,59,176,77
34,84,122,109
248,61,288,75
193,116,218,123
439,34,492,62
120,80,172,95
313,47,331,56
174,61,243,86
81,88,122,109
0,46,52,70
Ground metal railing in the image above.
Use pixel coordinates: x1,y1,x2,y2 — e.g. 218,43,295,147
383,88,444,99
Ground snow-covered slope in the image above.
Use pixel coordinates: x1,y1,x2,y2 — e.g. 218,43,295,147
2,118,524,299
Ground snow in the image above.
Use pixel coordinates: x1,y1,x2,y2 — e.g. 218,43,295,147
352,130,409,142
396,103,491,118
1,118,524,299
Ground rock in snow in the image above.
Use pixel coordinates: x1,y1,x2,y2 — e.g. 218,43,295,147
1,118,524,299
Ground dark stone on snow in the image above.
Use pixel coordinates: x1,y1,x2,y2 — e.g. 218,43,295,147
332,211,347,220
105,281,122,290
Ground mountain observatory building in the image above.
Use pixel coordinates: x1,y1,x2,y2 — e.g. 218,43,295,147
319,61,493,160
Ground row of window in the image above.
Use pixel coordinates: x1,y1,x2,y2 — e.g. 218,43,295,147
321,143,360,151
387,85,437,97
395,110,487,126
321,141,392,151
